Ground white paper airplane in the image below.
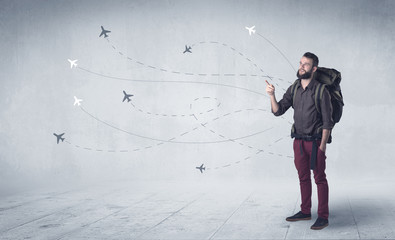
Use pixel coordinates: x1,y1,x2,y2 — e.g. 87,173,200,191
245,25,256,35
73,96,83,106
68,59,78,69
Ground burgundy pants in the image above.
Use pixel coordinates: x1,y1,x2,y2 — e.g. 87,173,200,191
293,139,329,219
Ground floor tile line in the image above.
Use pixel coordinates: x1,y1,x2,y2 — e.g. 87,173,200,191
134,194,204,240
283,194,299,240
348,197,361,239
55,193,157,240
208,191,254,240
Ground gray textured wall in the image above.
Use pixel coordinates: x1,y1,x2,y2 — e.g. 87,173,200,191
1,0,394,192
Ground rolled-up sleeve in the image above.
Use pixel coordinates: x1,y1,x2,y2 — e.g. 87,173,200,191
320,88,334,130
273,86,293,116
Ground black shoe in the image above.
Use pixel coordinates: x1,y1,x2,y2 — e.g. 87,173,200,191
311,217,329,230
286,211,312,222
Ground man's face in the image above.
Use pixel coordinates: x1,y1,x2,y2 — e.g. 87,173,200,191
297,56,316,79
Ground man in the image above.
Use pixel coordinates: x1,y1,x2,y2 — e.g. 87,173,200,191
266,52,333,230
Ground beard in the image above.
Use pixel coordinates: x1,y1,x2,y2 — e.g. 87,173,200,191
297,68,313,79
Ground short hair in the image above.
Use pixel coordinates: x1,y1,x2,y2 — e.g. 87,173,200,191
303,52,319,67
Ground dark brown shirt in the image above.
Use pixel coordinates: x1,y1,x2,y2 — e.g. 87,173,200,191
273,78,334,135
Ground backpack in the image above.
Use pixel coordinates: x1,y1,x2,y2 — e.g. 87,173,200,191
290,67,344,142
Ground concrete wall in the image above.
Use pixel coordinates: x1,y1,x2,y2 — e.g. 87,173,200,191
1,0,394,192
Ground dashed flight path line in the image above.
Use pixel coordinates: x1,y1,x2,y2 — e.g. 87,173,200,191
256,33,297,73
104,37,291,90
130,96,221,118
189,41,288,82
128,95,290,148
59,27,298,172
130,96,292,145
206,143,293,172
63,99,294,171
62,101,291,157
78,106,275,145
186,100,293,171
77,66,270,97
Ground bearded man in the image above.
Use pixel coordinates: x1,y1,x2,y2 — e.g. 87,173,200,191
266,52,333,230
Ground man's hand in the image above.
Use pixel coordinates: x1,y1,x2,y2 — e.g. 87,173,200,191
266,80,279,113
265,80,275,96
319,144,326,153
320,129,331,153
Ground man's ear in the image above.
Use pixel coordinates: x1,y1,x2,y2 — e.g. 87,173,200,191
312,66,318,73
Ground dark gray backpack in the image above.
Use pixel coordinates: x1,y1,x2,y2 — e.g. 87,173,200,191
291,67,344,124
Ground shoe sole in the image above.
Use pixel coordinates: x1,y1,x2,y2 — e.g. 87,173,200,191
311,223,329,230
286,217,311,222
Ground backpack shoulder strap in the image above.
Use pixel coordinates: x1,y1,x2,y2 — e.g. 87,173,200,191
290,79,300,106
314,82,326,114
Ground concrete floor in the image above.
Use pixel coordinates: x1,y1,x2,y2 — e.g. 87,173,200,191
1,179,394,240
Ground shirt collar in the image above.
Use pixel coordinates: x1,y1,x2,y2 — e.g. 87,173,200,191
297,77,318,90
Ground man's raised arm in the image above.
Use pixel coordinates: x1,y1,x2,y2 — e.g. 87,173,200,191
266,80,279,113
